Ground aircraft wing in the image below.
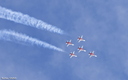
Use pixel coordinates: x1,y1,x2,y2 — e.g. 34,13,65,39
78,50,81,53
70,56,73,58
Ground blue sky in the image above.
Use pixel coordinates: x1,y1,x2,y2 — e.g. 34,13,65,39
0,0,128,80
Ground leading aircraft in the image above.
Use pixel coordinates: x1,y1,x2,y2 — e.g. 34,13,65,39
77,35,85,42
66,40,74,47
89,51,97,58
77,46,86,53
69,51,77,58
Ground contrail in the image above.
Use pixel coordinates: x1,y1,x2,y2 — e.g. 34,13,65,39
0,30,64,52
0,6,64,34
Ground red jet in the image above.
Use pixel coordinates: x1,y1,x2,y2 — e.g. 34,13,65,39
89,51,97,58
77,35,85,42
77,46,86,53
66,40,74,47
69,51,77,58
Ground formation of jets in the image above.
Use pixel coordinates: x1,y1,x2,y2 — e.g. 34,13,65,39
66,35,97,58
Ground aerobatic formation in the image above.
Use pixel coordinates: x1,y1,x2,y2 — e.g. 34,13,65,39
0,6,97,58
66,35,97,58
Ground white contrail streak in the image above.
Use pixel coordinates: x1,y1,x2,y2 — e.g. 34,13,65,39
0,30,64,52
0,6,64,34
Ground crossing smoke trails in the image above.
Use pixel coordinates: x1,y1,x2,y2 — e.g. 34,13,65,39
0,6,64,34
0,30,64,52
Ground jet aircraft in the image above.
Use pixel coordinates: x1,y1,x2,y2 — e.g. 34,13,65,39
77,35,85,42
77,46,86,53
69,51,77,58
89,51,97,58
66,40,74,47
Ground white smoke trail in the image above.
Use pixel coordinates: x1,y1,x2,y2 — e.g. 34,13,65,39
0,30,64,52
0,6,64,34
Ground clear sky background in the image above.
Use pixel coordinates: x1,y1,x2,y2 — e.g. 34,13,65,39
0,0,128,80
